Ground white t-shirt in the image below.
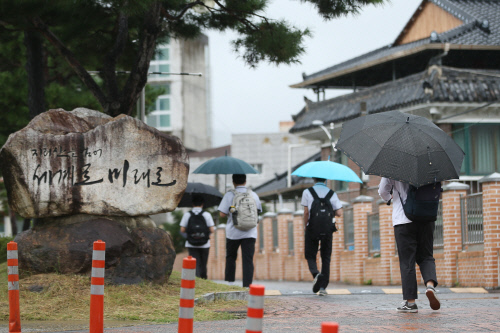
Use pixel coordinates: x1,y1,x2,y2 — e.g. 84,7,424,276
180,207,215,248
218,186,262,240
301,183,343,223
378,177,412,226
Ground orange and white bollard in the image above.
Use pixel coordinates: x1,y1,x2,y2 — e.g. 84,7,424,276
246,284,265,333
90,240,106,333
7,241,21,333
322,322,339,333
178,256,196,333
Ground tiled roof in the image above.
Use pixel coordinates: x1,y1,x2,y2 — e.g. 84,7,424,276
290,66,500,133
297,0,500,87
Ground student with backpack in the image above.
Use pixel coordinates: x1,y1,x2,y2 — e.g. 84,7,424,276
218,174,262,287
378,177,441,313
301,177,342,296
180,194,215,279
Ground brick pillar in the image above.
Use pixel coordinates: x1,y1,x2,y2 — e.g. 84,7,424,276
208,227,216,279
293,210,305,281
378,199,395,285
262,213,276,280
277,209,293,281
353,195,374,284
331,201,348,282
479,173,500,288
214,224,227,280
442,182,469,286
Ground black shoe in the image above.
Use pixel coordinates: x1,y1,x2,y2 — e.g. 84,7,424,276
397,301,418,313
426,286,441,310
312,273,322,293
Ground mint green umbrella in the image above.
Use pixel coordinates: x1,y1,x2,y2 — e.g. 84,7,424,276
292,160,362,183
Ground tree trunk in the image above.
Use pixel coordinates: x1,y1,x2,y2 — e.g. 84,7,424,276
9,208,18,236
24,30,46,119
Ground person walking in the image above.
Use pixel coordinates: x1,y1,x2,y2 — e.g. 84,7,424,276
378,177,441,313
301,177,342,296
218,174,262,287
180,194,215,279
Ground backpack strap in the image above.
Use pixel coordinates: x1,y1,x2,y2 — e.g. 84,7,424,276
325,190,334,201
308,187,319,200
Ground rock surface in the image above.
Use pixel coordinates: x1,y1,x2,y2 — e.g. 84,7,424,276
0,108,189,218
15,217,176,284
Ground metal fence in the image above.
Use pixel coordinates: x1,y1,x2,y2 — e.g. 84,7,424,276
272,218,279,251
460,193,484,246
288,220,294,255
343,207,354,250
367,212,380,253
433,200,444,248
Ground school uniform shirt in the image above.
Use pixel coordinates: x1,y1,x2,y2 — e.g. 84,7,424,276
378,177,412,226
301,183,342,224
180,207,215,248
218,186,262,240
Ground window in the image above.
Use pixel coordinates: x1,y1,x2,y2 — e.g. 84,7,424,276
343,207,354,250
367,212,380,253
145,83,171,131
288,220,294,254
259,222,264,252
250,164,263,173
453,124,500,175
333,150,349,191
272,218,278,251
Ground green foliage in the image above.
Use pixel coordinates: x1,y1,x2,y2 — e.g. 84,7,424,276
162,210,186,254
0,237,14,263
363,278,372,285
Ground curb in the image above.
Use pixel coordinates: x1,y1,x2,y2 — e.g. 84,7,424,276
195,291,248,304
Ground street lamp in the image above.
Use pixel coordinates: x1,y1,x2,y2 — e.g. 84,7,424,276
312,120,336,156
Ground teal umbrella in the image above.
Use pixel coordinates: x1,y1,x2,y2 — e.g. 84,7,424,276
292,160,362,183
193,155,259,175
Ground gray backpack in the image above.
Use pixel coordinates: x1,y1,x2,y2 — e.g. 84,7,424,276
230,189,259,231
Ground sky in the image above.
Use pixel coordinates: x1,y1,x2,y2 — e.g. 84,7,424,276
206,0,423,147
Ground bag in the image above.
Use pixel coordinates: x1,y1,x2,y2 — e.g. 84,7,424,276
186,211,210,246
400,182,442,223
307,187,336,239
230,189,259,231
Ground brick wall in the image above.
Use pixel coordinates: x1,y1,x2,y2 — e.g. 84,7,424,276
206,175,500,288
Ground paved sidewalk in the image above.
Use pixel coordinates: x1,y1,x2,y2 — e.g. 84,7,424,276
1,280,498,332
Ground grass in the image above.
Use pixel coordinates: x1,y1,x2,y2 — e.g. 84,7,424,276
0,262,247,323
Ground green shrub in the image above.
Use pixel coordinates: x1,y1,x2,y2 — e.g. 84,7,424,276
0,236,14,263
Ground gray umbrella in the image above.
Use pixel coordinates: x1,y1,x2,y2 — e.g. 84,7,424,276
336,111,465,187
177,182,223,208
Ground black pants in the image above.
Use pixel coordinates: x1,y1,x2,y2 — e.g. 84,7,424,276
394,221,438,300
188,247,210,279
225,238,256,287
304,228,332,289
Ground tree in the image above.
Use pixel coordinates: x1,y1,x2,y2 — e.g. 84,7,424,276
0,0,385,117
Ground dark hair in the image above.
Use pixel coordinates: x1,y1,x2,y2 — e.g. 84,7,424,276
232,174,246,185
191,194,204,207
313,177,326,183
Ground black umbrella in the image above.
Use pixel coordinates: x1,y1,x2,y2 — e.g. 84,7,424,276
177,182,223,208
336,111,465,187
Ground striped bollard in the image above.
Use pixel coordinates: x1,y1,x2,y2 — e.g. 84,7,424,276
90,240,106,333
322,322,339,333
246,284,265,333
178,256,196,333
7,241,21,333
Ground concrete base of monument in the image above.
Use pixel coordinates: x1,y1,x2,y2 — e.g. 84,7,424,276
14,215,176,284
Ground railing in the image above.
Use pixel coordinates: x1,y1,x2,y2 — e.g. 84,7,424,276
272,218,279,251
367,212,380,254
460,193,484,247
343,207,354,250
288,220,294,255
433,200,444,248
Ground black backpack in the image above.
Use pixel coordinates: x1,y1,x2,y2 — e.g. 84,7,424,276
186,211,210,246
308,187,337,239
400,182,442,223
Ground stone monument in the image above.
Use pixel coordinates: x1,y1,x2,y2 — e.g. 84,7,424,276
0,108,189,284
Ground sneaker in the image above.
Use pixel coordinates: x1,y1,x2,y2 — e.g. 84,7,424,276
426,286,441,310
397,301,418,313
318,288,327,296
312,273,322,293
